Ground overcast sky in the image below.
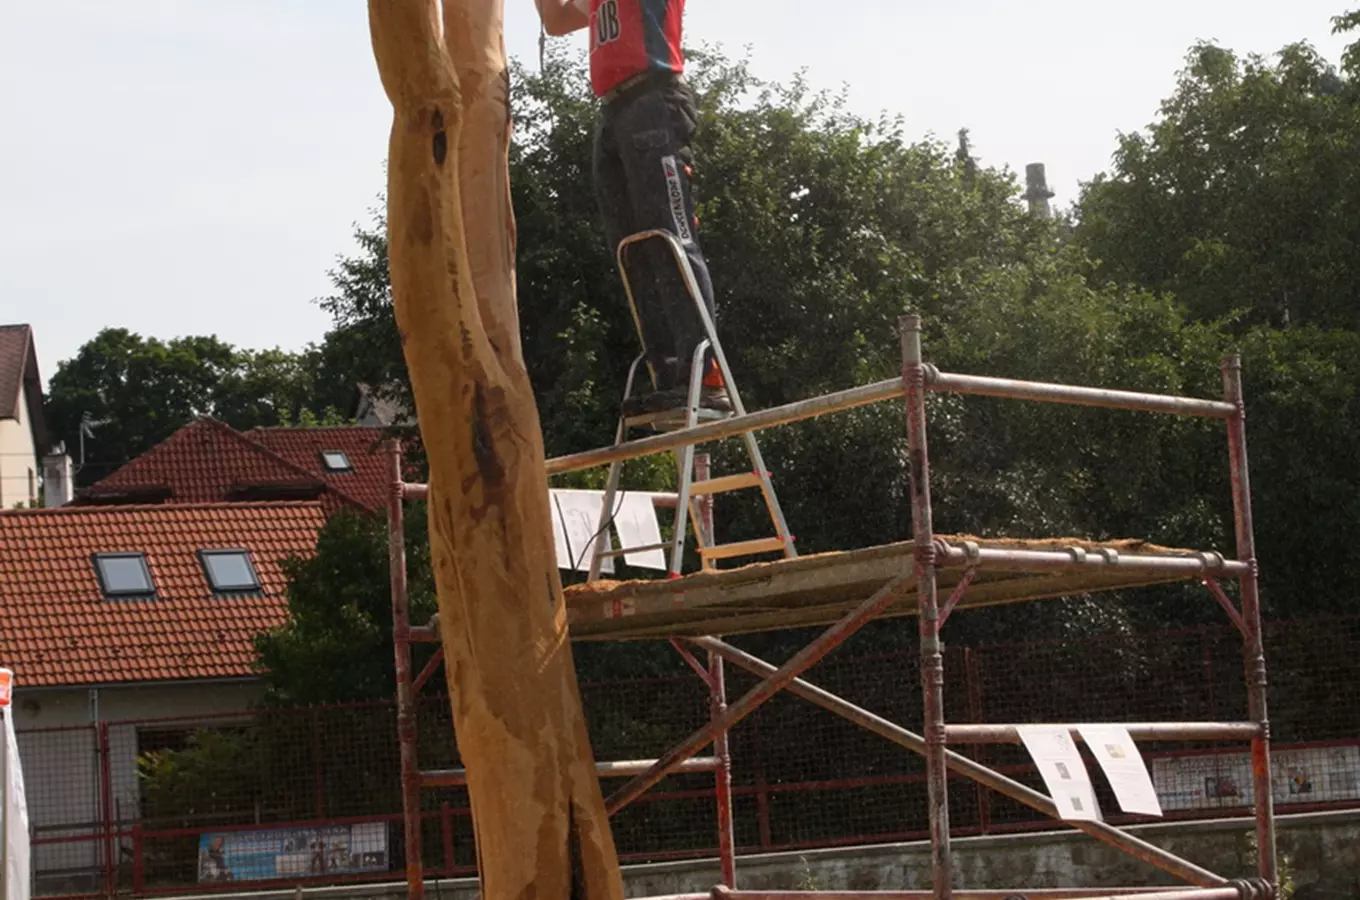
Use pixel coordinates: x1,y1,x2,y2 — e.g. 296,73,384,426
1,2,1350,386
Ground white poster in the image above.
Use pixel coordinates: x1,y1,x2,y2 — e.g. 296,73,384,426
549,490,614,574
2,701,33,900
611,492,667,570
1017,726,1103,822
1077,726,1163,817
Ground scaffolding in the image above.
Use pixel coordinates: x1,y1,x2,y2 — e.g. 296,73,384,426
387,315,1277,900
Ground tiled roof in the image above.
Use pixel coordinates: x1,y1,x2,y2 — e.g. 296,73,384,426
248,426,390,512
83,420,391,515
0,325,33,420
0,502,324,687
0,326,47,451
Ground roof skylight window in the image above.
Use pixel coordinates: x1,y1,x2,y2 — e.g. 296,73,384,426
320,450,353,472
199,550,262,594
94,553,155,600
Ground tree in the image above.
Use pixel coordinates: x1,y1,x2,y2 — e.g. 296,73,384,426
1075,15,1360,330
45,329,349,485
367,1,624,895
254,506,437,707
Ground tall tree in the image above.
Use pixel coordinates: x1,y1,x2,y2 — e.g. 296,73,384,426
367,0,623,895
1075,14,1360,329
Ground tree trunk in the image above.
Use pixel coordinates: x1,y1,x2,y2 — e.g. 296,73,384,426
366,2,624,897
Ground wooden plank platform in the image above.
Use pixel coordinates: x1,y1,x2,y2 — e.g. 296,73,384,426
563,536,1209,641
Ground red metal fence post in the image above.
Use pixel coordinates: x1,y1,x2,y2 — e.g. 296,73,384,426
1222,355,1277,885
131,824,144,896
440,801,455,875
901,315,952,900
963,649,990,835
387,441,425,900
97,722,116,899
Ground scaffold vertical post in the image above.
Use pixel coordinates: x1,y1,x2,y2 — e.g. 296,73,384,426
1222,356,1277,886
901,315,952,899
387,441,424,900
709,650,737,886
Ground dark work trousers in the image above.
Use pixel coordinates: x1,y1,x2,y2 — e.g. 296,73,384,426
593,74,718,393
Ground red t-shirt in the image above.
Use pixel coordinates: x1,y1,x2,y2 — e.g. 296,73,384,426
576,0,685,97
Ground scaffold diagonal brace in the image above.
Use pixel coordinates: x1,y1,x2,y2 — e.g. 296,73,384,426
691,636,1230,888
604,573,915,814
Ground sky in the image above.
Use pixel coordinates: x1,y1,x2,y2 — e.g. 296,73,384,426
1,1,1351,388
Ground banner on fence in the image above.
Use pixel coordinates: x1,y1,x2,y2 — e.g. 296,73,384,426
1151,744,1360,811
2,684,33,900
197,822,388,884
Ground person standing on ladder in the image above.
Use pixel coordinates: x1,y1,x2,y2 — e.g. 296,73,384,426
534,0,733,416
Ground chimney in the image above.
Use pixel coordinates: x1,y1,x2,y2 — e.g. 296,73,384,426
1024,162,1055,218
42,443,74,508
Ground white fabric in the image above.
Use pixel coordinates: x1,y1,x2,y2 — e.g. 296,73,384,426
612,492,667,570
2,707,31,900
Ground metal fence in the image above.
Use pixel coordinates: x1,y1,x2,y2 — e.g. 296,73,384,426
18,614,1360,897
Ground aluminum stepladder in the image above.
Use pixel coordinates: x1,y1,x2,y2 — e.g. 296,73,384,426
587,229,798,580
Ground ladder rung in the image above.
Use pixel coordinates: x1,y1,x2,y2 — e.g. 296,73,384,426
691,472,763,496
597,541,672,558
698,537,786,560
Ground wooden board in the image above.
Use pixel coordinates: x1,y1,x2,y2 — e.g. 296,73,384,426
564,536,1202,640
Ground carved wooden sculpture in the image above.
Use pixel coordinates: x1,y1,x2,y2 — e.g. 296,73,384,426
367,2,624,895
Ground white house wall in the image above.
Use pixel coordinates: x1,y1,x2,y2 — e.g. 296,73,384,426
0,394,37,509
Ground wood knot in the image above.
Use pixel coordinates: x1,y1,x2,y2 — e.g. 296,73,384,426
431,108,447,165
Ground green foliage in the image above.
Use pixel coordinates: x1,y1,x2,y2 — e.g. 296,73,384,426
1076,26,1360,330
45,329,350,485
254,506,437,706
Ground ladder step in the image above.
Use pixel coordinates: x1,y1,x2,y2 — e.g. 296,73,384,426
691,472,763,496
698,537,786,560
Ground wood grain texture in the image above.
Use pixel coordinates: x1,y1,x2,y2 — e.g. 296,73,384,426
367,2,623,896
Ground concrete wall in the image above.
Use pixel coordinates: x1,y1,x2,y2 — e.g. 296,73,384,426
163,810,1360,900
0,394,38,508
13,680,265,891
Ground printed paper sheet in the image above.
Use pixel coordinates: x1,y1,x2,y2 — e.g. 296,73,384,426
1017,725,1102,822
1077,725,1162,816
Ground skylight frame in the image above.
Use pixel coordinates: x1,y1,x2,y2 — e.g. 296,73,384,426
198,549,263,595
320,450,353,473
93,552,157,600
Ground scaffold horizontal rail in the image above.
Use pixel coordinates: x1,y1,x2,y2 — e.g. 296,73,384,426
710,888,1261,900
935,542,1248,577
926,369,1238,419
943,722,1263,744
420,756,722,788
537,368,1235,477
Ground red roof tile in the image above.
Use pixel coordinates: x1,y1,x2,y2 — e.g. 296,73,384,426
83,420,390,515
250,426,390,512
0,325,47,450
0,502,325,688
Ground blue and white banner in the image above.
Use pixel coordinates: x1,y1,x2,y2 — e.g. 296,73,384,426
197,822,388,884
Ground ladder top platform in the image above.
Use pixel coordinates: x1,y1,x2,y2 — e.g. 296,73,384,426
565,536,1237,641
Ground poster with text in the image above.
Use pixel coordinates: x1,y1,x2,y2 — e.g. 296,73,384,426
197,822,388,884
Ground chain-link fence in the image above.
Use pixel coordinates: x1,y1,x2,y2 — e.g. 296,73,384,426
17,615,1360,897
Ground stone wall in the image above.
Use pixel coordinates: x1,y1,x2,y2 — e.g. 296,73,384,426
171,810,1360,900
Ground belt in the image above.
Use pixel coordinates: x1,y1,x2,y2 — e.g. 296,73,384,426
600,69,684,107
